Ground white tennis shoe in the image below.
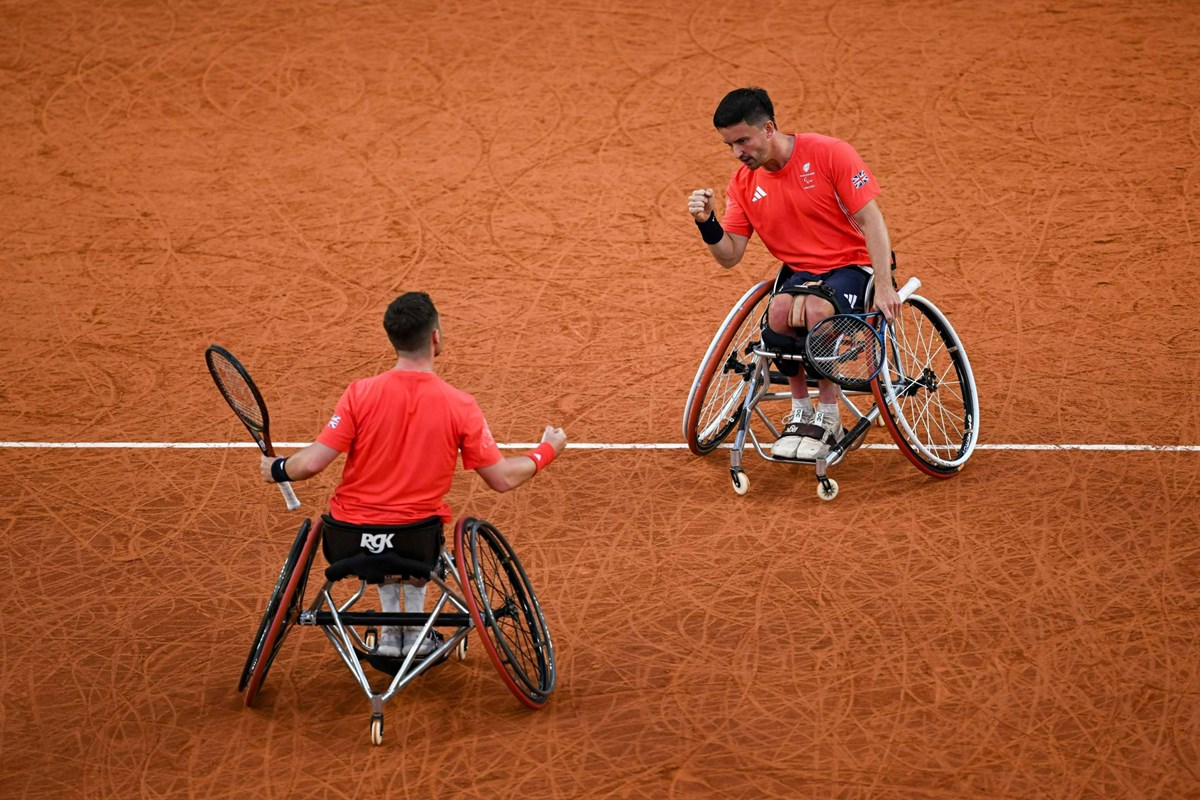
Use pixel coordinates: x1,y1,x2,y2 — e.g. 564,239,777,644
771,406,814,459
377,627,442,658
792,410,843,460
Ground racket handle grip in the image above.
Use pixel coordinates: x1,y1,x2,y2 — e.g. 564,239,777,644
277,481,301,511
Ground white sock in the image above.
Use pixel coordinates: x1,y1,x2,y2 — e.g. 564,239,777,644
791,397,812,416
402,583,427,632
817,402,840,426
377,583,401,613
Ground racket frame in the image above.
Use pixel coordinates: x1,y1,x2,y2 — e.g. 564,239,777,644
802,311,885,389
204,344,301,511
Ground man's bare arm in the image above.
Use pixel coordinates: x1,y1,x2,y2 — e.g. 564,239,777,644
688,188,749,268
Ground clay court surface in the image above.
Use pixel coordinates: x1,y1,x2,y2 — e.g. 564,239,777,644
2,0,1198,797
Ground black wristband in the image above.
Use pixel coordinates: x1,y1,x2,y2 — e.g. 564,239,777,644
270,457,291,484
695,211,725,245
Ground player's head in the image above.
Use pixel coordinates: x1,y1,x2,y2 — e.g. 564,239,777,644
713,87,775,129
384,292,441,356
712,87,779,170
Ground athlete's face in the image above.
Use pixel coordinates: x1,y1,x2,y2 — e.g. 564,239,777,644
718,120,776,169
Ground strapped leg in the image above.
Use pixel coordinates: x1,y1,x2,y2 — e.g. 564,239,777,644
768,274,854,460
786,284,820,330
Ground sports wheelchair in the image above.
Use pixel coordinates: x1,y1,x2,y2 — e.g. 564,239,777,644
238,513,555,745
683,270,979,500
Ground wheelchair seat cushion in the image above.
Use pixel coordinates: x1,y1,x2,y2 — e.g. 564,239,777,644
320,514,444,581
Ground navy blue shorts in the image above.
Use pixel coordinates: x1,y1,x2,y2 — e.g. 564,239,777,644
774,265,871,315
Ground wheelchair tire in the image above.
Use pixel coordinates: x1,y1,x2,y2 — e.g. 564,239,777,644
455,516,555,709
240,517,320,706
683,280,773,455
871,294,980,477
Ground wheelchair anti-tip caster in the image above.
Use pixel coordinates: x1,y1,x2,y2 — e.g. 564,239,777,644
730,469,749,496
455,637,468,661
364,628,378,650
817,477,839,501
370,714,384,746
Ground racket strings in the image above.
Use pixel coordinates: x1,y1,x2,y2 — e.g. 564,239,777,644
805,316,883,383
210,356,265,429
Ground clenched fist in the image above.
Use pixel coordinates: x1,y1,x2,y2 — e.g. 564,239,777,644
687,188,714,221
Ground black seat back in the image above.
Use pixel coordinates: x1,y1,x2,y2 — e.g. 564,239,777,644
320,514,444,583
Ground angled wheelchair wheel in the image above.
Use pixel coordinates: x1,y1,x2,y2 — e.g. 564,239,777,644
240,517,320,706
455,517,555,709
872,294,979,477
683,280,773,455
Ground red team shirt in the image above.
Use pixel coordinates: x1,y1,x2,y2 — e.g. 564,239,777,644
721,133,881,273
316,370,502,525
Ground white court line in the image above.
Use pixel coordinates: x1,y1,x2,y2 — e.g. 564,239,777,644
1,441,1198,452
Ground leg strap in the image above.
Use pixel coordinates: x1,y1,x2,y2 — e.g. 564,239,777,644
760,326,804,378
777,281,851,326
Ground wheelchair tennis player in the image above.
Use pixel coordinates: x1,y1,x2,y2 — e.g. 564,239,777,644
688,86,902,461
257,291,566,658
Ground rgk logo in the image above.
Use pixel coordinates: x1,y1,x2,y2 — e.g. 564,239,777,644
360,533,394,554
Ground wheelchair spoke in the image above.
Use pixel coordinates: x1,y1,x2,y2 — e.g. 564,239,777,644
698,390,744,440
487,574,547,677
684,281,773,454
876,295,979,471
472,528,551,692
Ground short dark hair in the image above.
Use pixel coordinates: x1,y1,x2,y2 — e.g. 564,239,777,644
383,292,439,352
712,87,775,129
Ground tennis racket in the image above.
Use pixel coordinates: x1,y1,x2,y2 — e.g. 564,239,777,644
803,311,885,391
204,344,301,511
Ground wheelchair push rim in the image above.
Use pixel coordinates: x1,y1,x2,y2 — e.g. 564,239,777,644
454,516,555,709
683,280,773,455
872,294,979,476
240,516,321,706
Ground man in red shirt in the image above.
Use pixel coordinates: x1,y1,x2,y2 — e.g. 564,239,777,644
258,291,567,657
688,87,902,460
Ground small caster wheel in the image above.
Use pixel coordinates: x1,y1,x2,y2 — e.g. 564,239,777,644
370,715,383,746
364,628,378,650
455,637,468,661
731,470,749,496
816,478,839,501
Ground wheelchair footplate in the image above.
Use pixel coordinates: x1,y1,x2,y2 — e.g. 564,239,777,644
355,625,459,676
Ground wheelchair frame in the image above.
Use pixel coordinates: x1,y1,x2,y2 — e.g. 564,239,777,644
683,275,980,499
238,515,556,746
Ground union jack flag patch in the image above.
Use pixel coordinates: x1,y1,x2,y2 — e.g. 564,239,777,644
851,169,870,189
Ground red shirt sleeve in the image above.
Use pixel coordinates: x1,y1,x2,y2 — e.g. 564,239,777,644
720,175,753,237
459,400,502,470
828,139,881,214
316,386,356,452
